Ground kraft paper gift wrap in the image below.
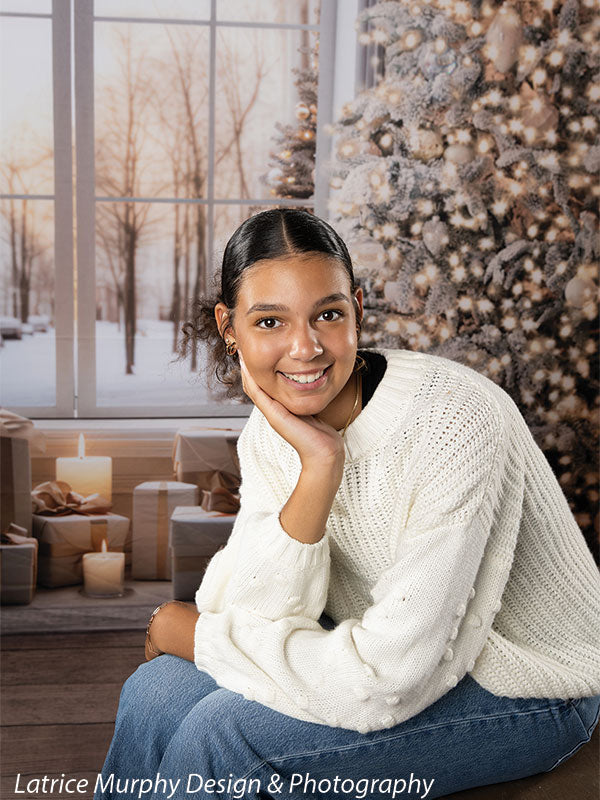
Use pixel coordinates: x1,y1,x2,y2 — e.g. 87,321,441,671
0,409,45,535
32,512,130,588
169,505,236,601
132,481,198,580
1,524,38,605
172,425,243,492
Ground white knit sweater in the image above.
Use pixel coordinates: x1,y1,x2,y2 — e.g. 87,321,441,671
193,348,600,733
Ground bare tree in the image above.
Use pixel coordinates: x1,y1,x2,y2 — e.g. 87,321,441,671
1,146,53,322
147,29,203,354
95,27,166,374
217,33,270,200
164,29,210,371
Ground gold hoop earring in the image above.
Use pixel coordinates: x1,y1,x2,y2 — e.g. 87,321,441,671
225,339,237,356
354,353,367,373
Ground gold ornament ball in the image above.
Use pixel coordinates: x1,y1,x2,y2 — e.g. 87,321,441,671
296,102,310,120
444,144,475,164
408,128,444,161
565,277,597,308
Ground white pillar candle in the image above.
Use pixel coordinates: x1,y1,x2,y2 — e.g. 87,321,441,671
56,434,112,502
82,540,125,597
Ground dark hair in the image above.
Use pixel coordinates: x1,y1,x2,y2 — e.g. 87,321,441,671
179,208,361,401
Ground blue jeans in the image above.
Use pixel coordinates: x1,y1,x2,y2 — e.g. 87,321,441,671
95,618,600,800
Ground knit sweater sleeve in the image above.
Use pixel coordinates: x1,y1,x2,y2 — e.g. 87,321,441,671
194,410,330,621
193,388,510,732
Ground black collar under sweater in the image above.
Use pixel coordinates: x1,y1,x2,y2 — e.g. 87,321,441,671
358,349,387,410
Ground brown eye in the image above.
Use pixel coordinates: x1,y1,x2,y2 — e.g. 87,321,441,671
256,317,281,329
319,309,344,321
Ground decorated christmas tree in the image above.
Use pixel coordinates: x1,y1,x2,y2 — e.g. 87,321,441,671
327,0,599,555
261,35,319,200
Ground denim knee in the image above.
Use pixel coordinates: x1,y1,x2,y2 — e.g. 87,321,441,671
118,656,192,720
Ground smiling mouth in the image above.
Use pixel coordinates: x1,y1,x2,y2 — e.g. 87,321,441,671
278,364,332,385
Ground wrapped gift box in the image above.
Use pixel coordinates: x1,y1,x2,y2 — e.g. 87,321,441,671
1,433,33,535
169,505,236,601
32,512,130,588
1,525,38,605
132,481,198,580
172,426,243,493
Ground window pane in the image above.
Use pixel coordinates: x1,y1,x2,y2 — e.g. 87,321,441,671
217,0,320,25
0,16,53,196
94,22,209,200
0,200,56,407
214,25,317,200
0,1,51,12
95,23,208,198
94,0,210,20
95,201,245,411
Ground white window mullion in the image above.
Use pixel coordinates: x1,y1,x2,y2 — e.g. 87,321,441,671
314,0,337,219
74,0,96,417
53,0,75,417
207,0,216,286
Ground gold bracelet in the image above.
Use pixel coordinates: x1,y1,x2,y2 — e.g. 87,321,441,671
145,601,170,656
145,600,192,657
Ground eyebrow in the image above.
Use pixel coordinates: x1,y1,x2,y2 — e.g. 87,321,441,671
245,293,351,316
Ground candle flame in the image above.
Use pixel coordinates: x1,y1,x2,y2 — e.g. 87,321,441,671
78,433,85,459
101,538,108,553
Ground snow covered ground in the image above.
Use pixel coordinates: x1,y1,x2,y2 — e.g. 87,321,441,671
0,319,245,412
0,329,56,407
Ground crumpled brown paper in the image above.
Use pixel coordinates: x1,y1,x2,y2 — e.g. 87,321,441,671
31,480,112,516
200,486,240,514
0,408,46,452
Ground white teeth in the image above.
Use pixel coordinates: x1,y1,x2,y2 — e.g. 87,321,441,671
282,367,326,384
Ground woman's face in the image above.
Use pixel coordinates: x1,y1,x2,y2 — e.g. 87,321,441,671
215,254,363,418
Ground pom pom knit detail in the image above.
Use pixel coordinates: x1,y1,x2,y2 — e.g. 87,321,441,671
192,348,600,733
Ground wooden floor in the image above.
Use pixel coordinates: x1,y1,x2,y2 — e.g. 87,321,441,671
1,630,598,800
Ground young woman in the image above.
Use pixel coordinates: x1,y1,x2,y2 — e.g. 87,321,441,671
96,209,600,800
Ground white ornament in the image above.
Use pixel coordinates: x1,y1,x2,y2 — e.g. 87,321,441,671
565,277,597,308
422,218,449,256
407,128,444,161
486,5,523,73
444,144,475,164
351,239,387,270
267,167,284,184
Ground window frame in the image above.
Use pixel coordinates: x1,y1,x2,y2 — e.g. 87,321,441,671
3,0,352,420
0,0,75,418
74,0,339,419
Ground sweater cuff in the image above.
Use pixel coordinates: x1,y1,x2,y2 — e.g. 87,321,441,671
222,510,331,621
240,509,330,569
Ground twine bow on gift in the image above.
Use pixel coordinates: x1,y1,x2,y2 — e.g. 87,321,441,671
31,480,112,516
0,408,46,452
1,522,30,544
200,485,240,514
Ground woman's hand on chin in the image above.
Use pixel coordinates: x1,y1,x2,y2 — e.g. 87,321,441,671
238,353,345,471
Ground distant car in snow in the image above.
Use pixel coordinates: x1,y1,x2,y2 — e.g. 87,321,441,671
28,314,51,332
0,316,23,340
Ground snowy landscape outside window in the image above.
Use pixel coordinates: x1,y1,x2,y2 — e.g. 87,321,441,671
0,0,337,418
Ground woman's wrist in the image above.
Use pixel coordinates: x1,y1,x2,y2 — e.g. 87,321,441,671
146,601,199,663
300,456,345,485
145,602,171,655
279,463,342,545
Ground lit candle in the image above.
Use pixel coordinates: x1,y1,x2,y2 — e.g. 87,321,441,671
82,539,125,597
56,434,112,502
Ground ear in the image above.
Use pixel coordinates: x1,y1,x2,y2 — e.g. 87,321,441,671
353,287,364,325
214,302,232,338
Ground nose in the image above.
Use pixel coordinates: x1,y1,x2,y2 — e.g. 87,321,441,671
288,322,324,360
